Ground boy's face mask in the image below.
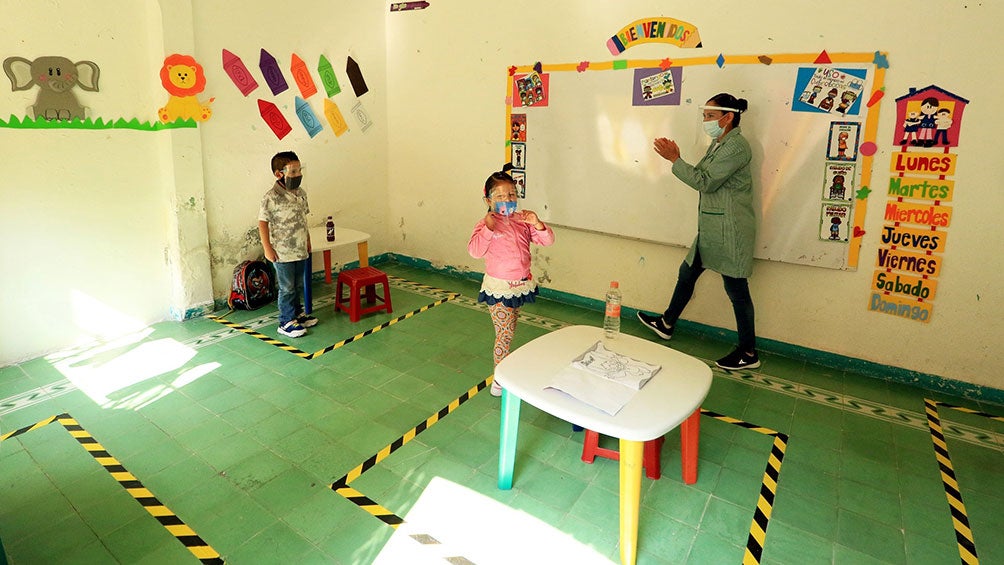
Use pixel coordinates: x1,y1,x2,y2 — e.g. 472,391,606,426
284,174,302,190
494,201,517,216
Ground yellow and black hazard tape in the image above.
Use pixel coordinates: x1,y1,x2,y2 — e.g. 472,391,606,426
0,413,59,442
308,293,459,360
935,400,1004,423
924,399,979,565
1,413,224,564
206,315,312,358
700,409,788,565
330,376,491,527
207,293,459,361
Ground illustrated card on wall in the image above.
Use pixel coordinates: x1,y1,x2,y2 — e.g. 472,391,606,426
826,121,861,161
892,85,969,148
820,203,852,242
822,161,856,202
510,114,526,141
512,72,549,107
792,66,866,115
632,67,683,106
511,169,526,198
511,142,526,169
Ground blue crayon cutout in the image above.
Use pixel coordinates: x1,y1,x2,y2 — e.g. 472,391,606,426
295,96,323,138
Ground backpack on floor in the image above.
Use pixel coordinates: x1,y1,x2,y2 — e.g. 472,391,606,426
228,260,276,310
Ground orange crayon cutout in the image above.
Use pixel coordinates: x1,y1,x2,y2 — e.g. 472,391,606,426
323,98,349,137
291,53,318,99
258,99,292,140
222,49,259,96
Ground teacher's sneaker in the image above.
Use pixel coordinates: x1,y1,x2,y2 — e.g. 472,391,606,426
490,380,503,397
637,311,673,340
297,314,319,328
278,321,307,338
716,349,761,370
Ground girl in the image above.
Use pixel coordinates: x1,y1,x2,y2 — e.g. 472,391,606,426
468,171,555,396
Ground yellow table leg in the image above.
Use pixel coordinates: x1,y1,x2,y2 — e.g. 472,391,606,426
357,241,369,267
619,439,643,565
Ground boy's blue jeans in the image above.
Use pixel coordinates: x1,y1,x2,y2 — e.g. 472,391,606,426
273,259,307,326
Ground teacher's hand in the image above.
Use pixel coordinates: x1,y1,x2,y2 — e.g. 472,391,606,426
654,137,681,162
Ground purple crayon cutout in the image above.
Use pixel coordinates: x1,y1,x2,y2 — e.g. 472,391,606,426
259,48,289,95
222,49,258,96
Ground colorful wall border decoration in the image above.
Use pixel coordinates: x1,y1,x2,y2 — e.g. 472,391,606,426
503,51,889,269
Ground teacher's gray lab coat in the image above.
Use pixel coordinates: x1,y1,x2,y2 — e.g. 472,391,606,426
670,126,756,279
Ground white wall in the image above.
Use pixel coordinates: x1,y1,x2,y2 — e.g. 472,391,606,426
386,0,1004,389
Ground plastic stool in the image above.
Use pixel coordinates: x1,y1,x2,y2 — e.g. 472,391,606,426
581,430,665,479
581,407,702,484
334,266,393,322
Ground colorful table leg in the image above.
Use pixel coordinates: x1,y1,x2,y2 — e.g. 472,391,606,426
619,439,643,565
497,387,522,490
680,408,701,485
323,250,333,283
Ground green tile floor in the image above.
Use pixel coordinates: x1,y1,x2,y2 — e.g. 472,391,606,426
0,262,1001,564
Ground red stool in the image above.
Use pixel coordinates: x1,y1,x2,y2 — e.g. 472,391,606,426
334,266,393,322
580,407,701,484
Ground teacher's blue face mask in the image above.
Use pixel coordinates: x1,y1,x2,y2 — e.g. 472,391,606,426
494,201,518,216
702,117,724,138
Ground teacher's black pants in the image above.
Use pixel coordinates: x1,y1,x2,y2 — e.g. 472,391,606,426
661,250,757,352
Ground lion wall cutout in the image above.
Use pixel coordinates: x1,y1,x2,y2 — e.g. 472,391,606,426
158,54,214,123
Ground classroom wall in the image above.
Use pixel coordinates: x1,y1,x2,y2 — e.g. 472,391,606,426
0,0,389,365
386,1,1004,389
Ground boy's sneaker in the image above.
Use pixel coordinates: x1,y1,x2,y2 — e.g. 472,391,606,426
296,314,318,328
278,321,307,338
715,349,761,370
490,380,503,397
637,311,673,340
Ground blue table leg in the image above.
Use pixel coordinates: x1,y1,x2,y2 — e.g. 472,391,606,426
303,255,313,315
497,388,521,490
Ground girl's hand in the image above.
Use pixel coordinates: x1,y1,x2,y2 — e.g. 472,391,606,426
515,209,544,230
484,210,497,231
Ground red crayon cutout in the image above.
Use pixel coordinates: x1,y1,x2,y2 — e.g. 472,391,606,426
258,99,291,139
222,49,259,96
259,49,289,95
290,53,317,99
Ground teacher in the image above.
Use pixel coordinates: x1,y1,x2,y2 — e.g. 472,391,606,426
637,93,760,371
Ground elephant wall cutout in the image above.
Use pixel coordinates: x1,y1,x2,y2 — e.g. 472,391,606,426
3,56,100,121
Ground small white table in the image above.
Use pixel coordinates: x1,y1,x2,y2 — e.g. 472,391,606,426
304,226,370,314
495,325,712,565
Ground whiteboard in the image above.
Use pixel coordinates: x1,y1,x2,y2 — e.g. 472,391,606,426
514,59,876,270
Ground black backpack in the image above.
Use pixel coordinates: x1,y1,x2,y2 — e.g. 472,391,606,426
228,260,276,310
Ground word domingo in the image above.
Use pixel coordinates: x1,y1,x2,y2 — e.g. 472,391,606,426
890,151,957,175
607,17,700,54
880,226,945,252
872,271,937,300
876,248,941,276
884,202,952,227
887,176,953,201
869,293,932,322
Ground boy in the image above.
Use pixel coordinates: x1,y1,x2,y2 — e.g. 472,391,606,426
258,151,318,337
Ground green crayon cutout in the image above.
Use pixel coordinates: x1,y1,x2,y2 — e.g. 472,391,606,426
318,55,341,97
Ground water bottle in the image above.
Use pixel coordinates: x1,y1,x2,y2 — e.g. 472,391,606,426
326,216,335,242
604,281,622,339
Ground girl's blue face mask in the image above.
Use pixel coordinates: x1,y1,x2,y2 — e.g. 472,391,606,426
494,201,518,216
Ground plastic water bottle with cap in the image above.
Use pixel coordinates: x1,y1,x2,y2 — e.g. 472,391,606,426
604,281,622,339
326,216,335,242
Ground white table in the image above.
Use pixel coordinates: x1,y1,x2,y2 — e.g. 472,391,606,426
495,325,712,565
304,226,370,314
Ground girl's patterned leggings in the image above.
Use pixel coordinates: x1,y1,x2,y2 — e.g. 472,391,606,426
488,302,520,366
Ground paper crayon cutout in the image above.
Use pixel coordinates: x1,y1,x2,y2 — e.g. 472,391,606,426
323,98,349,137
294,96,322,138
318,55,341,97
222,49,259,96
290,54,318,99
346,56,369,97
351,101,373,132
259,49,289,96
258,99,291,139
